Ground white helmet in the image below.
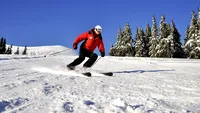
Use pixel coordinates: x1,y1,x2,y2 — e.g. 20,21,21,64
95,25,102,33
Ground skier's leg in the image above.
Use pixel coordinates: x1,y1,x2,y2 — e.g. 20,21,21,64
67,46,86,69
67,56,85,67
83,53,98,68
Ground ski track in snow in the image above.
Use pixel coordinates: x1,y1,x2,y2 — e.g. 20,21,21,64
0,54,200,113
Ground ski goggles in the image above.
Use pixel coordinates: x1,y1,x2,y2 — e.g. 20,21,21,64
95,28,102,33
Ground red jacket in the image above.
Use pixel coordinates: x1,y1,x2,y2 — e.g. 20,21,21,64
74,29,105,53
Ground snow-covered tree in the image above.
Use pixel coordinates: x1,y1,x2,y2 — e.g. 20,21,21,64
198,8,200,28
122,23,134,56
133,27,139,55
22,46,27,55
0,38,2,54
135,28,148,57
15,47,20,55
155,15,172,57
168,21,184,58
159,15,171,39
145,23,151,57
117,27,123,45
0,37,6,54
198,8,200,34
109,27,123,56
145,23,152,38
123,23,133,46
109,23,134,56
5,44,13,54
184,12,197,57
193,8,200,58
184,10,200,58
112,27,123,48
156,38,173,57
135,27,142,57
149,16,159,57
184,26,190,46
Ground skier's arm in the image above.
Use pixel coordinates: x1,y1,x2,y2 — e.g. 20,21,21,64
73,32,88,45
98,40,105,53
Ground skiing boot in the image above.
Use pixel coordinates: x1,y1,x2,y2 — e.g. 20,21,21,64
66,65,75,70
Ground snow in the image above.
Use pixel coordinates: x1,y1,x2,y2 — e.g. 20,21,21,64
185,39,194,47
0,45,200,113
195,47,200,51
0,45,77,60
6,45,77,56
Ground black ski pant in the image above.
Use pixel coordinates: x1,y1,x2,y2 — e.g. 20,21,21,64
68,46,98,68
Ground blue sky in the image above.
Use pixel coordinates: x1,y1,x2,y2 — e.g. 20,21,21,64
0,0,199,55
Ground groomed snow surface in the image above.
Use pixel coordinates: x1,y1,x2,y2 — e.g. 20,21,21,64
0,45,200,113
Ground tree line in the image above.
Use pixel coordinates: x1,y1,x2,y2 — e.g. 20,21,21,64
110,8,200,59
0,37,27,55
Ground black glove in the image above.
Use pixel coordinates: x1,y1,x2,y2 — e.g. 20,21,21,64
100,51,105,57
73,43,78,50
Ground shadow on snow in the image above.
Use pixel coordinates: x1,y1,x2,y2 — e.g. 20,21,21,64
112,69,175,74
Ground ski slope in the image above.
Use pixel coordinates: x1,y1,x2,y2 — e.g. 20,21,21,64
0,45,200,113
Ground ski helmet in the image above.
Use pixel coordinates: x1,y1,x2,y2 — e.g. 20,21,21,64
95,25,102,33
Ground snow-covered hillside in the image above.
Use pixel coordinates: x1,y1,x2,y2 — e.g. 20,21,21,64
1,45,77,60
0,45,200,113
10,45,76,56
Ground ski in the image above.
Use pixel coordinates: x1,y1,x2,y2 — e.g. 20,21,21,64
82,72,92,77
82,72,113,77
100,72,113,76
66,66,91,77
66,66,113,77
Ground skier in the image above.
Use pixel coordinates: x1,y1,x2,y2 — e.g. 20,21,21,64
67,25,105,70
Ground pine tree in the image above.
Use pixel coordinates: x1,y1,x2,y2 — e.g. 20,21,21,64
135,28,147,57
188,11,198,39
22,46,27,55
155,15,172,57
198,8,200,35
2,38,6,54
159,15,171,39
117,27,123,46
184,10,200,58
5,46,10,54
168,21,184,58
0,37,2,54
109,23,134,56
15,47,20,55
9,44,12,54
109,27,123,56
123,23,133,46
133,28,140,56
145,23,151,57
194,8,200,58
122,23,134,56
184,11,196,57
146,23,152,38
198,7,200,28
5,44,13,54
149,15,159,57
115,27,123,48
135,27,141,57
184,26,190,46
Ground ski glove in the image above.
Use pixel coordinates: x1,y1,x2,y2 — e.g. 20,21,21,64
100,51,105,57
73,43,78,50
